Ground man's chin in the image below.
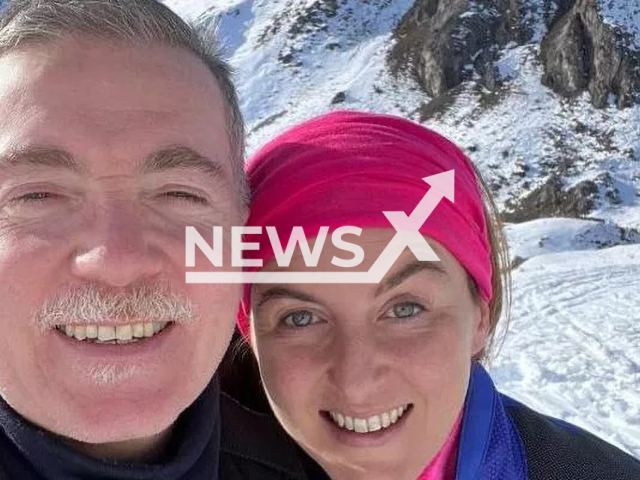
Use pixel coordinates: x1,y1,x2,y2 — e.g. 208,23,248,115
53,393,185,447
35,372,204,445
37,326,214,443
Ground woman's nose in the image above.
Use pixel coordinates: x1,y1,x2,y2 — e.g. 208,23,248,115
326,331,389,404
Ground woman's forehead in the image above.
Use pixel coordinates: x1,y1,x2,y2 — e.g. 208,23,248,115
251,229,474,308
259,228,460,272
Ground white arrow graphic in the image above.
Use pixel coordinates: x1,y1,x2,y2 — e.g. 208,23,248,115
186,170,455,284
365,169,454,282
383,170,455,232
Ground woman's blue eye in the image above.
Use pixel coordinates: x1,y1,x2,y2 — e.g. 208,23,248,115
387,302,424,319
281,311,318,328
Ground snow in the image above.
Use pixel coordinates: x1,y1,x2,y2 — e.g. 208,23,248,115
599,0,640,50
425,44,640,229
505,217,640,263
226,0,422,151
491,244,640,456
521,0,554,43
164,0,640,459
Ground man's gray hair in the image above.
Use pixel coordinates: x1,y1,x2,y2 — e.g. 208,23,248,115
0,0,247,203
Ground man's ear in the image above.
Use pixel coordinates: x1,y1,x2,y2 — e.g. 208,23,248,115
471,300,491,357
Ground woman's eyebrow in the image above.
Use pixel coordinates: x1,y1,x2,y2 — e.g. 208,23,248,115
255,287,318,308
375,260,447,297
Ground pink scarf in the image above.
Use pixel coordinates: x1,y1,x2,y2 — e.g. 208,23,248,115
417,410,463,480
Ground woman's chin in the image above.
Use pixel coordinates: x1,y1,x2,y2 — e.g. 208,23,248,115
300,412,433,480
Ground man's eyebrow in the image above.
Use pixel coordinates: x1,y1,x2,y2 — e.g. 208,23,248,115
0,146,81,171
375,260,447,297
141,146,229,183
256,287,319,309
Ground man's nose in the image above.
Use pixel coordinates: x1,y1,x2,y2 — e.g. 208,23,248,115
71,202,163,287
327,331,388,404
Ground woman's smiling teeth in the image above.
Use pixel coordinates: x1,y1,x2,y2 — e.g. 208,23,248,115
328,405,410,433
56,322,171,344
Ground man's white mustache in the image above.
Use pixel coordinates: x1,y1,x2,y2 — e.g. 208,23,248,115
35,283,196,329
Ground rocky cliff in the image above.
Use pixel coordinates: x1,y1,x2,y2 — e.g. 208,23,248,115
390,0,640,109
387,0,640,223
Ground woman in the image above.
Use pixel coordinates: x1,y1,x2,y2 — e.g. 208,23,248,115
235,111,640,480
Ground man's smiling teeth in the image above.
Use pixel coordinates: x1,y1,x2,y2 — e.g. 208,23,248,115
328,405,410,433
58,322,170,343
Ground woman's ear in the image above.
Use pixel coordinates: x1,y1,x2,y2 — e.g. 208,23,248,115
471,300,491,357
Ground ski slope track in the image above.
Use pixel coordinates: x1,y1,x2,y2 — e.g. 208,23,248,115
492,245,640,456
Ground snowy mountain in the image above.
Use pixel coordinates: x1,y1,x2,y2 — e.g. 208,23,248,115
168,0,640,457
169,0,640,230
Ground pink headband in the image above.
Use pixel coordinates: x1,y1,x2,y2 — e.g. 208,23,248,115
237,110,492,336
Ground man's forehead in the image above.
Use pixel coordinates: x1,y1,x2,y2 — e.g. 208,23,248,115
0,38,233,176
0,37,224,110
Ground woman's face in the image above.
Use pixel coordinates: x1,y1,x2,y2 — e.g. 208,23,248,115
250,229,490,480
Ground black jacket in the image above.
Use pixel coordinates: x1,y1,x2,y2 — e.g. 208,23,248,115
439,364,640,480
508,400,640,480
219,393,313,480
0,377,312,480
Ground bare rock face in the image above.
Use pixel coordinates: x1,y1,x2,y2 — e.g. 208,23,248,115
389,0,466,97
501,174,622,222
541,10,591,95
390,0,640,108
540,0,640,108
389,0,525,97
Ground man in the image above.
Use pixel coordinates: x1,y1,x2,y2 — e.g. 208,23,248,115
0,1,311,478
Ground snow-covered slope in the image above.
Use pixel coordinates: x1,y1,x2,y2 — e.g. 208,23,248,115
165,0,640,457
492,243,640,456
601,1,640,49
166,0,425,149
505,217,640,264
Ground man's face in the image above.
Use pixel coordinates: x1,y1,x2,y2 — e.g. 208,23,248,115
0,38,241,443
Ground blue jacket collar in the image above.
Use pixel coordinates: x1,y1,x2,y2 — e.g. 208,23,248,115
456,364,528,480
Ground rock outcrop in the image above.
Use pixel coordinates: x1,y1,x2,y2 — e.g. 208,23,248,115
540,0,640,108
389,0,640,108
502,175,599,222
501,171,625,222
389,0,526,97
